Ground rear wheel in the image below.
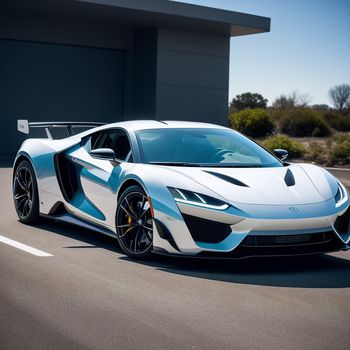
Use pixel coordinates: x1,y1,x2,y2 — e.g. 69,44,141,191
13,160,40,224
116,185,153,259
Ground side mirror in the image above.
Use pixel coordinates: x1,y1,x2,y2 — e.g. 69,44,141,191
273,148,288,161
89,148,116,161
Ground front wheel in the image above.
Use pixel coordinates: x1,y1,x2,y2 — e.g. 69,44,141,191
13,160,40,224
116,185,153,259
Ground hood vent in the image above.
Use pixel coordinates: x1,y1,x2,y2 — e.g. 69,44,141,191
284,169,296,187
205,171,249,187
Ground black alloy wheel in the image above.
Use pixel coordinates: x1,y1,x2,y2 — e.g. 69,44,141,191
13,160,40,224
116,185,153,259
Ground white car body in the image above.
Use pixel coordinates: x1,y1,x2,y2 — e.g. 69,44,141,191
13,120,350,258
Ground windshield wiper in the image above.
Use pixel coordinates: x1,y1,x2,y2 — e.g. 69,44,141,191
148,162,277,168
195,163,264,168
148,161,201,167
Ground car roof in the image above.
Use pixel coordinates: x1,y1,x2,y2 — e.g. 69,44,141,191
101,120,228,132
72,120,229,140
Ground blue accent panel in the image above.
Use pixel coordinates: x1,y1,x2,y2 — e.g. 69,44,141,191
66,143,82,155
70,192,106,221
152,197,184,221
195,232,248,251
145,181,184,220
31,153,56,179
80,166,123,193
227,205,251,217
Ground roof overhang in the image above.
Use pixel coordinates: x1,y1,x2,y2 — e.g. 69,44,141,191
0,0,270,37
79,0,270,36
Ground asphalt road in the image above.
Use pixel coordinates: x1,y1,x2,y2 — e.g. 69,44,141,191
1,167,350,350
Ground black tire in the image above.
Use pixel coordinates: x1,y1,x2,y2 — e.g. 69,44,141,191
116,185,153,259
13,160,40,224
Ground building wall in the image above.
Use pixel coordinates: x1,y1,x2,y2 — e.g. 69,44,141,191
0,39,125,157
130,29,158,118
155,28,230,125
0,13,133,50
128,28,230,125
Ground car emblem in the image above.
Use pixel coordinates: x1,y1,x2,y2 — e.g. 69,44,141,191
289,207,300,212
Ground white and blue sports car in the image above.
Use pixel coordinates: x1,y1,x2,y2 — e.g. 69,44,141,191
13,119,350,259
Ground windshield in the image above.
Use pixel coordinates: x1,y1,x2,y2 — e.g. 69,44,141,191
136,128,282,168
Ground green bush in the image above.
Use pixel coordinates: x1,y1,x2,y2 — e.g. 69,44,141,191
229,108,274,138
278,108,332,137
324,111,350,131
262,135,305,159
328,134,350,166
229,92,268,111
306,141,328,164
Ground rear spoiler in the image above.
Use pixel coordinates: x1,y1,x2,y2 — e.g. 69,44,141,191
17,120,106,139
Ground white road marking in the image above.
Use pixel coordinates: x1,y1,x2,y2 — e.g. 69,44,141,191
0,234,53,257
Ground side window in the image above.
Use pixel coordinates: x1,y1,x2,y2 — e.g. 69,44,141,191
91,130,132,162
113,133,132,161
90,131,103,149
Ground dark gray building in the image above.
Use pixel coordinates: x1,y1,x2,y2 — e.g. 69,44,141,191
0,0,270,159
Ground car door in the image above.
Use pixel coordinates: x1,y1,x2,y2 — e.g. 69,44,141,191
68,129,133,228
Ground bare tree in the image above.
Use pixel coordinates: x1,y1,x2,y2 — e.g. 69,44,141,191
329,84,350,111
272,91,310,109
289,91,311,107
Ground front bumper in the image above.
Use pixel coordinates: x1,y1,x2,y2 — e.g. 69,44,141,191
196,231,347,259
152,197,350,257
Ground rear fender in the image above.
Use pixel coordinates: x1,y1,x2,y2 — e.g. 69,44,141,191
15,138,82,214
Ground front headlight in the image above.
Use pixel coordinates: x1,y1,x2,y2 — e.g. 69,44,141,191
168,187,229,210
335,181,348,207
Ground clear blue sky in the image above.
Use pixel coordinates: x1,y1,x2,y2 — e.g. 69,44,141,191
172,0,350,106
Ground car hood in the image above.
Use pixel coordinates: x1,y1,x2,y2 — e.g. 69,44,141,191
162,163,338,205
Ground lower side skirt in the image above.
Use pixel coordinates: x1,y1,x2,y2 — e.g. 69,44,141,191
40,212,116,239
